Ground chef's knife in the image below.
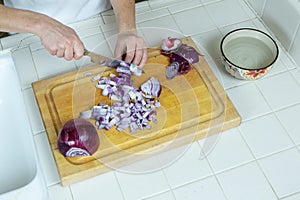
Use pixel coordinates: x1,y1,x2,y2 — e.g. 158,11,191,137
83,49,144,75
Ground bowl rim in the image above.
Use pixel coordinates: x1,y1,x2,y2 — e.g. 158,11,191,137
220,27,279,71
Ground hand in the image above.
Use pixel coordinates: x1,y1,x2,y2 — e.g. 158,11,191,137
38,18,85,61
114,31,147,67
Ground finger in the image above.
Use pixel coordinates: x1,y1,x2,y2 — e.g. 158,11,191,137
48,47,58,56
73,41,85,60
64,46,74,61
139,48,148,67
56,48,65,58
124,43,136,63
114,42,126,60
133,40,147,66
132,46,143,66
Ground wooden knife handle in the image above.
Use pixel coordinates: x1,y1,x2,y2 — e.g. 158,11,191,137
83,49,107,63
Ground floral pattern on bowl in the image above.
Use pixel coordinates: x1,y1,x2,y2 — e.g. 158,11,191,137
222,56,273,80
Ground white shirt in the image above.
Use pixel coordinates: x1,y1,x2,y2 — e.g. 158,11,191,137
4,0,111,24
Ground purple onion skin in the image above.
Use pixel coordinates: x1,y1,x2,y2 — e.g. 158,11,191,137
161,37,200,79
57,118,99,156
161,38,199,64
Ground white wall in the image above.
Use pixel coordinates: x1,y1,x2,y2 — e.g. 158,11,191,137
247,0,300,67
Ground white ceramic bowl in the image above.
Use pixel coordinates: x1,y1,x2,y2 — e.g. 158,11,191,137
220,28,279,80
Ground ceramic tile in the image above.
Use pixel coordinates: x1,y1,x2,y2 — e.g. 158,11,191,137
139,15,183,47
135,1,152,15
192,29,223,59
205,0,251,28
81,32,110,55
204,128,254,173
282,193,300,200
167,0,203,14
276,104,300,145
29,40,44,52
238,0,257,19
76,27,102,39
246,0,266,17
219,20,256,35
258,148,300,198
172,6,216,36
239,114,294,158
265,58,288,77
217,161,277,200
277,47,298,70
262,0,300,50
200,0,223,5
100,9,116,24
1,33,37,49
69,15,103,32
22,88,45,134
256,72,300,111
289,26,300,67
116,167,169,200
251,17,270,31
290,68,300,85
70,171,124,200
144,191,175,200
11,47,38,89
136,8,170,24
32,49,76,79
47,184,73,200
173,176,227,200
226,82,272,121
34,132,60,186
159,142,213,188
148,0,182,10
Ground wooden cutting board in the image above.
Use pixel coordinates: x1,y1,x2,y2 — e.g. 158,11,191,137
32,37,241,186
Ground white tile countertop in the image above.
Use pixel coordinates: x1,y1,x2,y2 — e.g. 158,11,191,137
2,0,300,199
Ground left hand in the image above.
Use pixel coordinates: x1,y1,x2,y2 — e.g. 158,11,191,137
114,31,147,67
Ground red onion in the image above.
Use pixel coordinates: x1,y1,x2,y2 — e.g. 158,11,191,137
161,37,200,79
57,118,99,156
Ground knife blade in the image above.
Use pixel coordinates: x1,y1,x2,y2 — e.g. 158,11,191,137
83,49,144,75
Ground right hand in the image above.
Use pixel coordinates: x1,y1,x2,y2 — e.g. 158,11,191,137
37,17,84,61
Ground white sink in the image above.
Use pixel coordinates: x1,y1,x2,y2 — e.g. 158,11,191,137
0,50,47,200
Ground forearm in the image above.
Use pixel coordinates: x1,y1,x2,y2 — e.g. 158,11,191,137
110,0,136,33
0,5,51,36
0,5,84,60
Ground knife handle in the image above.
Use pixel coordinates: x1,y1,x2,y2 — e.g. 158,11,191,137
83,49,106,63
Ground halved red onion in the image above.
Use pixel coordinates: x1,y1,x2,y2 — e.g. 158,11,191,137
57,118,100,156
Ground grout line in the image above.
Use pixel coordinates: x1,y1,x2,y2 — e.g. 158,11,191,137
200,148,230,200
113,171,127,200
261,0,267,18
68,186,75,200
160,167,178,199
237,128,281,200
287,21,300,52
280,190,300,200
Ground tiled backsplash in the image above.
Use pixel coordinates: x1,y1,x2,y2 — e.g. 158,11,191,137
246,0,300,67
